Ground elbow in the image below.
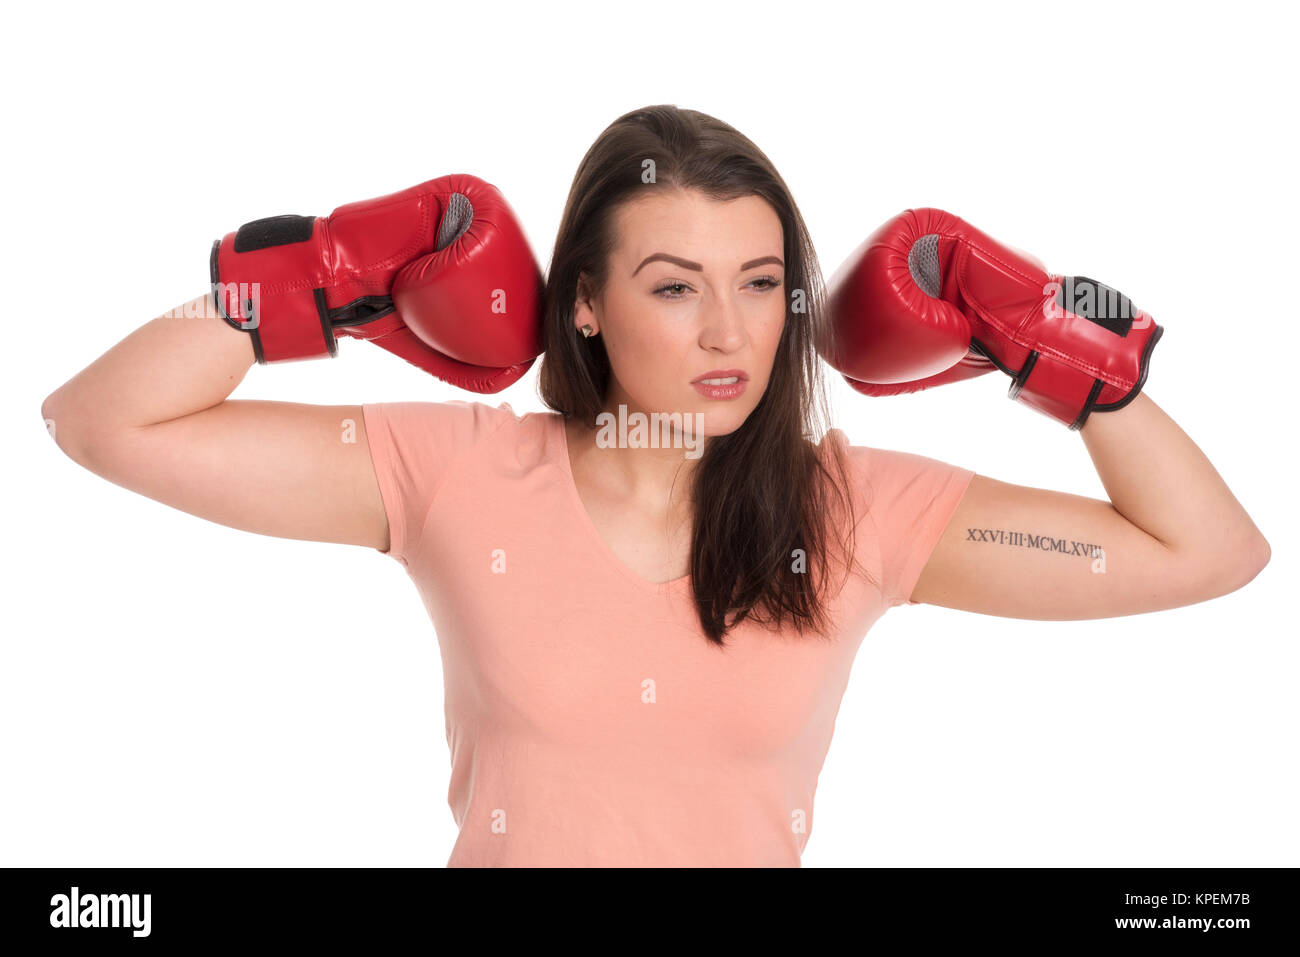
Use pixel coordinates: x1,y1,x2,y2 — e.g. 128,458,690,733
1243,533,1270,583
41,389,89,464
1178,534,1270,602
1254,534,1271,571
1216,535,1271,597
41,390,63,447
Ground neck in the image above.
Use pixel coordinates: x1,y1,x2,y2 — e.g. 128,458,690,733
565,406,705,512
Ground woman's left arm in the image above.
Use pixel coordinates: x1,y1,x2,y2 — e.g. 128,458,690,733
910,392,1271,618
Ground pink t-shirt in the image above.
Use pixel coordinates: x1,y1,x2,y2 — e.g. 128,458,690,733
361,400,975,867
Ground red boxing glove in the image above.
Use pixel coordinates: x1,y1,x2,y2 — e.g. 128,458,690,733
210,173,544,393
822,208,1164,429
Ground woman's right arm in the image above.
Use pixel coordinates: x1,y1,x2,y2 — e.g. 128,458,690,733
41,294,390,551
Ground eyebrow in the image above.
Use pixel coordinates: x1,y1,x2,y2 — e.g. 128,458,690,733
631,253,784,276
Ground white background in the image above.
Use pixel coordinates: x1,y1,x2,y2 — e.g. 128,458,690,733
4,0,1295,867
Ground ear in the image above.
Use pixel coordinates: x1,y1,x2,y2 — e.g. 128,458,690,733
574,271,596,330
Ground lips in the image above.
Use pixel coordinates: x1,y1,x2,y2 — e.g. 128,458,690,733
691,369,749,384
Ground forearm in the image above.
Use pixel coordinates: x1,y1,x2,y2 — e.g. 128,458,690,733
1079,392,1269,573
42,294,256,455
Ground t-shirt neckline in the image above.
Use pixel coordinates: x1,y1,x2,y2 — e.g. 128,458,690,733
551,413,692,597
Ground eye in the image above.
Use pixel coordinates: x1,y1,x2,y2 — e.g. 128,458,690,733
653,281,691,300
653,277,783,300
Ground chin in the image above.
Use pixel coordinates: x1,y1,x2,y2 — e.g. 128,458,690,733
692,404,755,438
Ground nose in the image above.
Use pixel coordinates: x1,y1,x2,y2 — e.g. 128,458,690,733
696,293,747,353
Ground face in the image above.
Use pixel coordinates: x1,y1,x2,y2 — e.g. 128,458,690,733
574,189,787,439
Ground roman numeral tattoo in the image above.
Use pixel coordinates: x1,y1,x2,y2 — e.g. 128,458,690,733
965,527,1105,559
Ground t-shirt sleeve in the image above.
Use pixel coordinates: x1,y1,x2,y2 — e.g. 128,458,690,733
361,399,516,567
848,443,976,607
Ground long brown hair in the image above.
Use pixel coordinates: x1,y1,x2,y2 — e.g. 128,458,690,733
538,104,868,646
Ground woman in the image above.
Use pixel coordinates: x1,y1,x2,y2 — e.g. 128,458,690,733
41,105,1270,867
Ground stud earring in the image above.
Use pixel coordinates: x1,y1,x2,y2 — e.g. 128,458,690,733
579,324,595,338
